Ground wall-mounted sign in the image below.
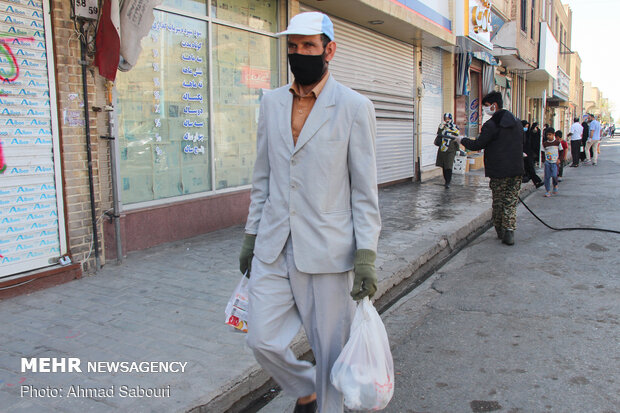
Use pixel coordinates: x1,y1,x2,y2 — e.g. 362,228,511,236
455,0,493,51
73,0,99,20
553,67,570,100
471,0,491,34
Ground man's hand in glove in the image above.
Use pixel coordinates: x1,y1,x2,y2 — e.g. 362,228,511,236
350,249,377,301
239,234,256,278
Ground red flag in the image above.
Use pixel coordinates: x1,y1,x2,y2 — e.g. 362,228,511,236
94,0,121,81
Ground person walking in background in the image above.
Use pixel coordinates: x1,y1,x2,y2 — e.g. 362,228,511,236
521,120,543,188
555,130,568,181
238,12,381,413
434,113,460,188
528,122,541,163
585,113,601,165
569,117,583,167
542,127,563,197
580,116,590,161
456,91,524,246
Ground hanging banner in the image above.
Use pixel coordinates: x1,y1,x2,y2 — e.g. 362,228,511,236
118,0,164,71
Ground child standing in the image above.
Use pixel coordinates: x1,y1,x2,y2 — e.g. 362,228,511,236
542,128,563,197
434,113,460,188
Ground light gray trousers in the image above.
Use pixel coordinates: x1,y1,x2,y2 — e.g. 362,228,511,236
247,236,356,413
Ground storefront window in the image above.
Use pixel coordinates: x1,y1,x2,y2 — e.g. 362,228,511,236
116,1,279,206
211,0,277,31
117,11,211,204
212,24,278,189
162,0,207,15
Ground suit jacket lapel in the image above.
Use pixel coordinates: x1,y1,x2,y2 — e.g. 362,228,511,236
292,75,336,156
277,88,294,154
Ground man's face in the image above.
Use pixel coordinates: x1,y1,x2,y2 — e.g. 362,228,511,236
484,103,497,112
287,34,336,61
546,133,555,140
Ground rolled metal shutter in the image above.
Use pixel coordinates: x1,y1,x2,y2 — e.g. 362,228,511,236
300,5,415,184
0,0,66,278
420,46,443,168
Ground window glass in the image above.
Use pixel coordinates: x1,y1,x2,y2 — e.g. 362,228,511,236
116,11,211,204
162,0,207,16
211,0,277,31
212,24,278,189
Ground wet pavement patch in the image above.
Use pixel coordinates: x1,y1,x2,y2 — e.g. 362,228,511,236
470,400,503,412
569,376,590,385
586,242,609,252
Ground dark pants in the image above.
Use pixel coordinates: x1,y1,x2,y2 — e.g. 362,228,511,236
523,157,542,186
570,140,581,166
580,139,588,160
442,168,452,185
558,160,564,177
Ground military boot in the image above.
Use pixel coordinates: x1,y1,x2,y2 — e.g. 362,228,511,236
502,229,515,246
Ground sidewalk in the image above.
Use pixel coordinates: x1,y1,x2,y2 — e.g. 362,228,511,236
0,169,535,413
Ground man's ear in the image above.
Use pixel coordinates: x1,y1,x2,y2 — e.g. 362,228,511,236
324,41,336,62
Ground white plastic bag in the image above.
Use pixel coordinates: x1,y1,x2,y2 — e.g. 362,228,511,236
224,274,249,333
330,297,394,411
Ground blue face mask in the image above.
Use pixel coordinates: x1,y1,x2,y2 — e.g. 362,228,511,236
523,127,528,132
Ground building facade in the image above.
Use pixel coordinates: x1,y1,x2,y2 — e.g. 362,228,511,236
0,0,462,291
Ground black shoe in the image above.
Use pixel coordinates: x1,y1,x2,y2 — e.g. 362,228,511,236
444,183,450,188
294,400,317,413
502,230,515,246
495,227,504,239
534,182,544,189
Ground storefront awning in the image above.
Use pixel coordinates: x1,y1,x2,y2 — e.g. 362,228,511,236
473,51,497,66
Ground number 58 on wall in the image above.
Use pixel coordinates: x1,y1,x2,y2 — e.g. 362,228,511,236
73,0,99,20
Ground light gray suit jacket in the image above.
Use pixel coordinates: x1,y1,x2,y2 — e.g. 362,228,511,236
245,74,381,274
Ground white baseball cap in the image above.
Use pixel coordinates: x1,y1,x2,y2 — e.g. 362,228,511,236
276,12,334,41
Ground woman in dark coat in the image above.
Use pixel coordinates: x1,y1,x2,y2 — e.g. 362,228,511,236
522,120,543,188
434,113,460,188
528,122,541,163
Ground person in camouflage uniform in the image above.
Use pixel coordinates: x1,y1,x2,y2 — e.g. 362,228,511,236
489,176,521,236
457,92,525,246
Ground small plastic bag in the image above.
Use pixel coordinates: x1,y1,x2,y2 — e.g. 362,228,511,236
330,297,394,411
224,274,249,333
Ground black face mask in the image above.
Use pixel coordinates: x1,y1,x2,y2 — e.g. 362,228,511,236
288,52,327,86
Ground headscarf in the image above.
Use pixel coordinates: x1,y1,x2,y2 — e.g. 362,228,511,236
440,113,459,137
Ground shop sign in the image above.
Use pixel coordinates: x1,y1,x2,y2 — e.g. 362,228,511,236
553,67,570,100
455,0,493,51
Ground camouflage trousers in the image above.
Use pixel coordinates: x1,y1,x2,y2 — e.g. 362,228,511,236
489,176,522,231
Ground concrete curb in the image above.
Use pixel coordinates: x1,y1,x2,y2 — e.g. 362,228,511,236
191,182,537,413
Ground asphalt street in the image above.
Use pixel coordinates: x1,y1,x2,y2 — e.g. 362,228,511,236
260,136,620,413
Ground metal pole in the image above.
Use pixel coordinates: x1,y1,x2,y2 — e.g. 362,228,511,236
105,84,123,263
79,24,101,270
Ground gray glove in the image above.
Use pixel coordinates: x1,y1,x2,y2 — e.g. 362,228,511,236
239,234,256,278
350,249,377,301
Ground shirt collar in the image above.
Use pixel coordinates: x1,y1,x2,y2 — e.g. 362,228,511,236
289,71,329,98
